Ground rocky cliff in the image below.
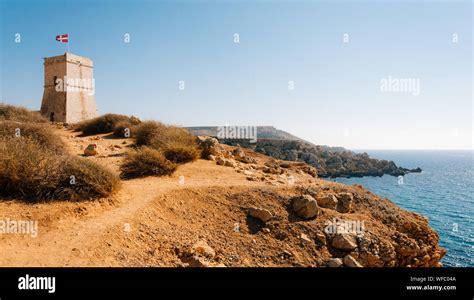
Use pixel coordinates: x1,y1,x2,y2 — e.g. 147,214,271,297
247,139,421,178
186,127,422,178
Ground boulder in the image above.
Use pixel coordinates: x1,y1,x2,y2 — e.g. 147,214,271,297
193,240,216,259
331,233,358,251
292,195,319,219
248,207,273,223
336,193,353,213
197,136,221,159
237,155,257,164
232,146,245,159
216,157,237,168
317,194,338,210
343,254,363,268
327,258,343,268
224,159,237,168
216,157,226,166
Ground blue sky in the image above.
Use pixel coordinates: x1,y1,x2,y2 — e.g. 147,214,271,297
1,0,472,149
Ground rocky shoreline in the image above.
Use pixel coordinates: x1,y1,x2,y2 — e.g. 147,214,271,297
219,139,422,178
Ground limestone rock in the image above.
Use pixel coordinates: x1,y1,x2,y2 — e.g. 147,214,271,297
216,157,237,168
331,233,358,251
327,258,343,268
232,146,257,164
336,193,353,213
300,233,312,243
197,136,222,159
292,195,319,219
248,207,273,223
317,194,338,210
192,240,216,259
216,157,226,166
246,176,259,181
343,254,363,268
232,146,245,159
180,240,216,267
225,159,237,168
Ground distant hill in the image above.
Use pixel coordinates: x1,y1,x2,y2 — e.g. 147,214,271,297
185,126,304,142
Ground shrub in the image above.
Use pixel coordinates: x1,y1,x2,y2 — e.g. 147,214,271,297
74,114,140,136
61,156,121,200
0,137,120,201
134,121,198,153
112,120,140,138
120,147,177,179
0,104,46,123
133,121,166,146
163,142,200,164
0,121,66,154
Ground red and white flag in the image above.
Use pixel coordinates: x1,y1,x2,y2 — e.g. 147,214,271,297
56,34,69,43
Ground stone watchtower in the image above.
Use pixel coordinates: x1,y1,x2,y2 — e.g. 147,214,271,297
40,52,98,123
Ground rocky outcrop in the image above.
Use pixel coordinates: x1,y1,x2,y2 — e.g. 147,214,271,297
176,139,442,268
220,139,422,178
196,136,222,159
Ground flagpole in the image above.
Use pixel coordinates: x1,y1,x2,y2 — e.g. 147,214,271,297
67,34,69,53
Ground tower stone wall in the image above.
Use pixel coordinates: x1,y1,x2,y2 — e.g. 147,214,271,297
40,53,98,123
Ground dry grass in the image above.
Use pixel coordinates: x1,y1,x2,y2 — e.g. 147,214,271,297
133,121,166,146
0,104,46,123
123,121,199,177
112,120,140,138
163,142,200,164
0,137,120,201
74,114,141,136
134,121,199,153
120,147,177,179
0,121,66,154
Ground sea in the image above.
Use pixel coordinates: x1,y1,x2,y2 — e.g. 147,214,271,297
332,150,473,267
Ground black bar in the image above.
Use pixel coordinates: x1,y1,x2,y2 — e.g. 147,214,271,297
0,268,472,298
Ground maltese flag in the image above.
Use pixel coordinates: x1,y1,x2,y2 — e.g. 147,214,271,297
56,34,69,43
